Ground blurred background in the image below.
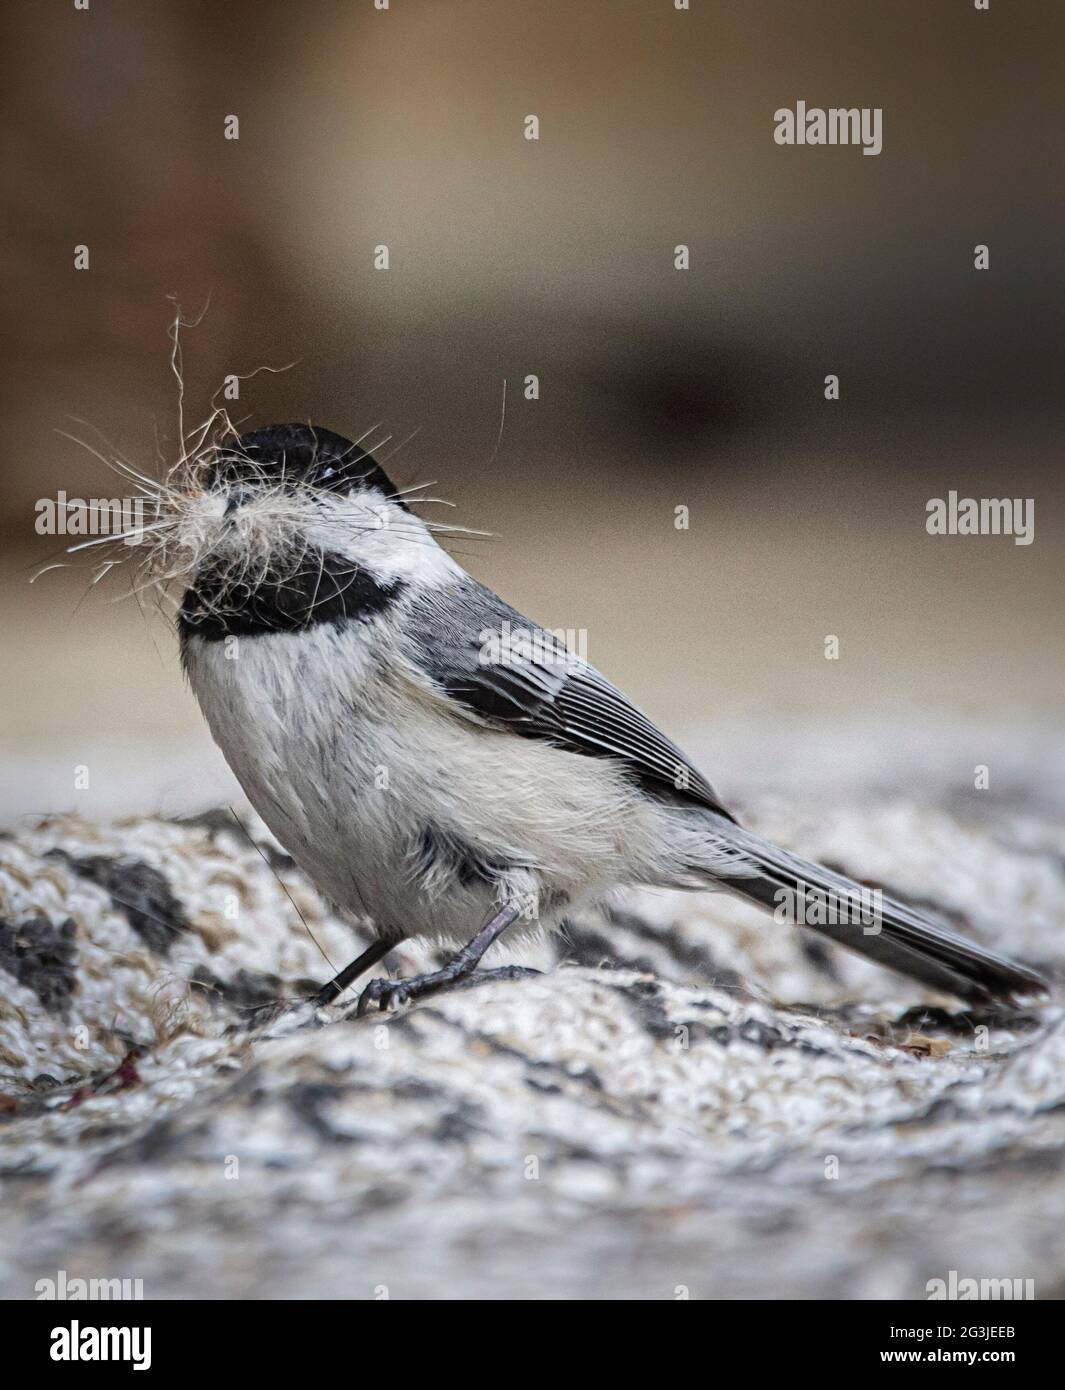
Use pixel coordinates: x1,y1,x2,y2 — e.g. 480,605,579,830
2,0,1063,823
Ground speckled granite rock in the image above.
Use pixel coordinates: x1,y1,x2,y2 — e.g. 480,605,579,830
1,769,1063,1299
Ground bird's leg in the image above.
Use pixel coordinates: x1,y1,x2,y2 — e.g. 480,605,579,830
312,938,395,1007
356,901,532,1015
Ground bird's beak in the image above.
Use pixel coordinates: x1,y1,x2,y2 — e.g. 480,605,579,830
223,486,255,518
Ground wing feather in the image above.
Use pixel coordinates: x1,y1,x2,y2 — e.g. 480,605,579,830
402,579,735,821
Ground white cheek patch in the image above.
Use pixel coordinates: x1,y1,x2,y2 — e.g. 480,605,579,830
307,495,463,587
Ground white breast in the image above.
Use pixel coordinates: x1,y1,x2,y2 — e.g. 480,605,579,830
182,622,671,946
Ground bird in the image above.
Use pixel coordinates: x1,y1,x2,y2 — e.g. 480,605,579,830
174,422,1046,1014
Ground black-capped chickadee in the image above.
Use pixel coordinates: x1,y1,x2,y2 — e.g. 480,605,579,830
176,423,1046,1013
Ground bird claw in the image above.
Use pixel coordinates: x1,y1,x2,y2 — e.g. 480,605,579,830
354,964,542,1017
356,976,414,1016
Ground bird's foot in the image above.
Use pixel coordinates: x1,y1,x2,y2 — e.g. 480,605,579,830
450,965,543,993
354,964,541,1016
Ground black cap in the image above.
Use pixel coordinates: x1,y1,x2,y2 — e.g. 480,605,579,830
210,423,405,507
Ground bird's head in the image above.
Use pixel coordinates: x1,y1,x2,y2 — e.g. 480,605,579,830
170,423,462,640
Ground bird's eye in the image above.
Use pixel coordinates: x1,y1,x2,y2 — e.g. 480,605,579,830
308,455,373,493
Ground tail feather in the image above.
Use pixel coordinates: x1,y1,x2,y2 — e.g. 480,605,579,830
717,824,1047,1003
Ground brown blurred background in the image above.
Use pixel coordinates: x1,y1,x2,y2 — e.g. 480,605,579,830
2,0,1063,821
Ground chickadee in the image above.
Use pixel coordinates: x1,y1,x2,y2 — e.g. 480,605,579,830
177,423,1046,1013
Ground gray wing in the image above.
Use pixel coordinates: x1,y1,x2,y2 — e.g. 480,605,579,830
402,578,735,822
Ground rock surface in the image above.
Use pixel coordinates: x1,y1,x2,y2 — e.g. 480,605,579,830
1,772,1063,1299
